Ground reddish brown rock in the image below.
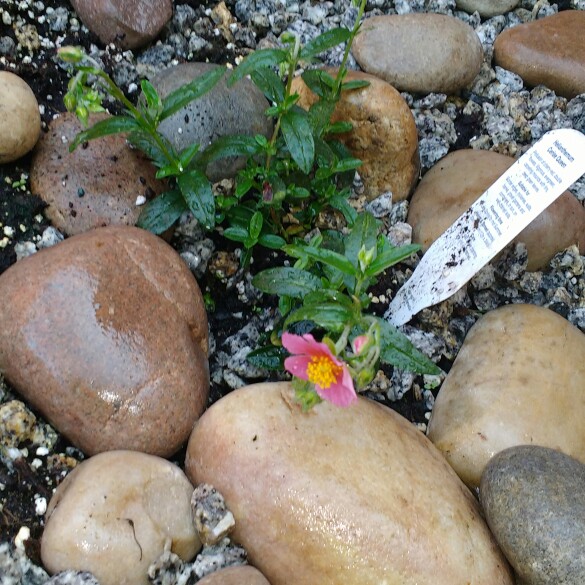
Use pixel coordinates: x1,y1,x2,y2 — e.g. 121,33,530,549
407,149,585,271
291,69,419,201
493,11,585,99
70,0,172,50
0,226,209,457
198,566,272,585
30,112,165,236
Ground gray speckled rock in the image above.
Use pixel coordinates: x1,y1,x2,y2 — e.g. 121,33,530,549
455,0,520,17
351,14,483,94
149,63,273,181
481,445,585,585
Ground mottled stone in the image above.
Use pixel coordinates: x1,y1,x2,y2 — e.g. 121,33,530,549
149,63,273,181
198,566,272,585
407,149,585,271
481,446,585,585
428,304,585,489
0,71,40,163
291,69,419,201
42,450,200,585
352,14,483,94
456,0,520,17
0,226,209,457
494,11,585,99
70,0,173,49
186,382,513,585
30,112,165,236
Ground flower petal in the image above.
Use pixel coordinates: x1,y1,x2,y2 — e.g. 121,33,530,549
315,366,357,407
281,332,318,355
351,334,368,355
284,355,312,380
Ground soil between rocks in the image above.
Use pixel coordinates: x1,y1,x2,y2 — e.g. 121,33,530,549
1,0,585,580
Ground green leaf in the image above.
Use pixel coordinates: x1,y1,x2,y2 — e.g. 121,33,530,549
197,135,261,166
69,116,141,151
377,318,442,375
252,267,322,298
308,99,336,135
281,109,314,174
155,162,181,179
246,345,286,370
345,211,378,268
179,142,201,169
141,79,162,119
258,233,286,249
284,303,353,333
334,157,362,173
328,194,358,224
365,243,420,277
177,169,215,229
249,211,263,240
250,68,285,102
341,79,370,91
327,121,353,134
228,48,288,87
300,28,352,60
160,66,225,121
284,244,356,276
223,226,249,243
136,189,187,234
303,289,354,308
301,69,336,98
127,131,173,169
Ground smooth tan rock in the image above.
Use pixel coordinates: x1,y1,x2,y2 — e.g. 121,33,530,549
352,14,483,94
30,112,166,236
291,69,419,201
427,304,585,490
198,566,271,585
407,149,585,271
0,226,209,457
42,450,200,585
70,0,172,49
455,0,519,17
186,382,513,585
493,11,585,99
0,71,41,163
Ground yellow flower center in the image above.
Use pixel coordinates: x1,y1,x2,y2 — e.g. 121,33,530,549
306,355,342,389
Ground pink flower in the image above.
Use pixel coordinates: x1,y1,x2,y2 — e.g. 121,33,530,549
282,332,357,407
351,334,369,355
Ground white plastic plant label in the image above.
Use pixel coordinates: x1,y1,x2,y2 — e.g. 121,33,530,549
385,128,585,326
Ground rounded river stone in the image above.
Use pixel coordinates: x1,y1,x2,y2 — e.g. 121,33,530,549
198,566,271,585
481,445,585,585
149,63,273,181
30,112,166,236
0,226,209,457
0,71,41,163
70,0,173,50
493,11,585,99
291,69,419,202
351,14,483,94
456,0,519,17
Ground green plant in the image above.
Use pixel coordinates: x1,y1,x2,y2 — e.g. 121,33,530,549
58,45,225,232
251,211,442,408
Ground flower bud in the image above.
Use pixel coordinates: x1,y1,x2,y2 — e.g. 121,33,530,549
57,46,85,63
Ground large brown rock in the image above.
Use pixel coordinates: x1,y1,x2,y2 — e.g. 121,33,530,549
0,71,40,163
427,304,585,490
352,14,483,94
42,450,200,585
70,0,173,50
30,112,165,236
407,149,585,271
291,69,419,201
186,382,513,585
0,226,209,457
198,566,271,585
493,11,585,99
